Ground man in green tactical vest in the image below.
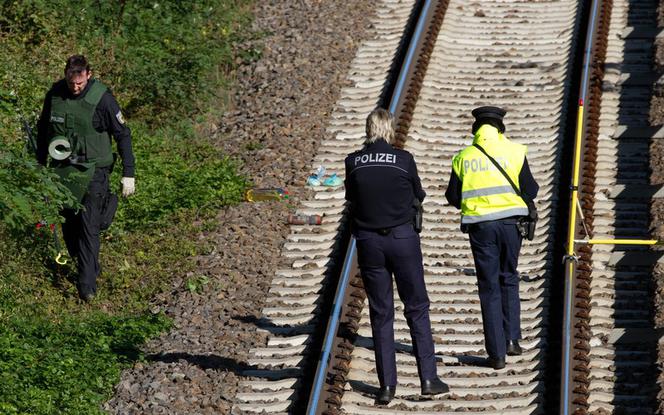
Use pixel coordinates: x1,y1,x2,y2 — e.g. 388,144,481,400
36,55,136,302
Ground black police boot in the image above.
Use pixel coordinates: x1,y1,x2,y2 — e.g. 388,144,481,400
80,291,95,303
77,283,96,303
376,385,396,405
487,356,506,370
421,377,449,395
507,340,522,356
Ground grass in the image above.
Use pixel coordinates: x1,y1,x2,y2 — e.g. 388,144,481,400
0,0,258,412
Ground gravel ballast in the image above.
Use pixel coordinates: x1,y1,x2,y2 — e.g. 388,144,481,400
104,1,376,413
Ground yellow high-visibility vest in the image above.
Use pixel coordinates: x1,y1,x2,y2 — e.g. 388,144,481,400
452,125,529,224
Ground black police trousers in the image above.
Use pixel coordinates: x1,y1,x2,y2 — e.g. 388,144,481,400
355,223,437,387
468,219,523,359
61,167,111,296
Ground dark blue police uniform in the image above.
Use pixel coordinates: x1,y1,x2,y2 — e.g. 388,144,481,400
445,149,539,361
344,139,437,387
467,219,523,359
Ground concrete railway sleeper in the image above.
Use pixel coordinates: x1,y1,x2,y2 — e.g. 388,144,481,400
231,1,662,414
561,0,661,414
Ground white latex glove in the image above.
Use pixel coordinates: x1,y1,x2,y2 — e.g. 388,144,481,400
121,177,135,197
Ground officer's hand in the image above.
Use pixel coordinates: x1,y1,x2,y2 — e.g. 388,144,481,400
121,177,135,197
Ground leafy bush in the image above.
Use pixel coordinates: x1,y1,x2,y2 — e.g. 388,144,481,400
0,147,77,231
0,0,252,127
112,1,246,117
112,123,247,231
0,313,170,415
0,0,255,412
0,0,253,228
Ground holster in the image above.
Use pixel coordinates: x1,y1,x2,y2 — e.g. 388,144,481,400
100,193,118,231
517,199,538,241
413,198,423,233
100,154,119,231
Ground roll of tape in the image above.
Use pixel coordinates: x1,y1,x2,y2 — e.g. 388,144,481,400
48,138,72,160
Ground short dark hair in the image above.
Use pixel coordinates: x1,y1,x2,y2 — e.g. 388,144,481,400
64,55,91,77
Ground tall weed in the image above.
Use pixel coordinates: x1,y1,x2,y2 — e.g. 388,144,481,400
0,0,255,412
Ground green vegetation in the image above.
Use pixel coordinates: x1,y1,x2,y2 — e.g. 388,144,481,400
0,0,255,413
0,313,170,415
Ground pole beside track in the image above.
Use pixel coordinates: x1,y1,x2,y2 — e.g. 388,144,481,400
561,0,616,413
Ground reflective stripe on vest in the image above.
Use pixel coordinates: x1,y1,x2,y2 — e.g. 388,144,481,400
462,185,515,199
452,125,528,224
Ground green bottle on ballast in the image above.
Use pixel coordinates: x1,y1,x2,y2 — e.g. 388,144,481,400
245,187,289,202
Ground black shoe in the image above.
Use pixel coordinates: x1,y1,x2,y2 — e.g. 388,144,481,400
80,292,95,303
421,377,449,395
376,385,396,405
507,340,522,356
487,356,506,370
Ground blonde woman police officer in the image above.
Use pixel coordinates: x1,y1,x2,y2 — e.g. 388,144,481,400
345,108,448,404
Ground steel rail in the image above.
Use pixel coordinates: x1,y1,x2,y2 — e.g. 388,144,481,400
560,1,600,412
304,1,446,413
236,0,658,412
309,0,648,413
305,238,358,415
389,0,435,115
560,0,625,413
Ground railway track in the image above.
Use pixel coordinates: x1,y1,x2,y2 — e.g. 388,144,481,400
232,1,661,414
562,0,660,414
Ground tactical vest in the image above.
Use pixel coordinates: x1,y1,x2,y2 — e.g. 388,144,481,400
48,80,113,203
452,125,529,224
48,79,113,167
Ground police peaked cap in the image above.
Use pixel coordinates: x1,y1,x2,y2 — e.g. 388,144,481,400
471,106,506,133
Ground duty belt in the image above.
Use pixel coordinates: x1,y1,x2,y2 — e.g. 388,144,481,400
467,217,520,231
